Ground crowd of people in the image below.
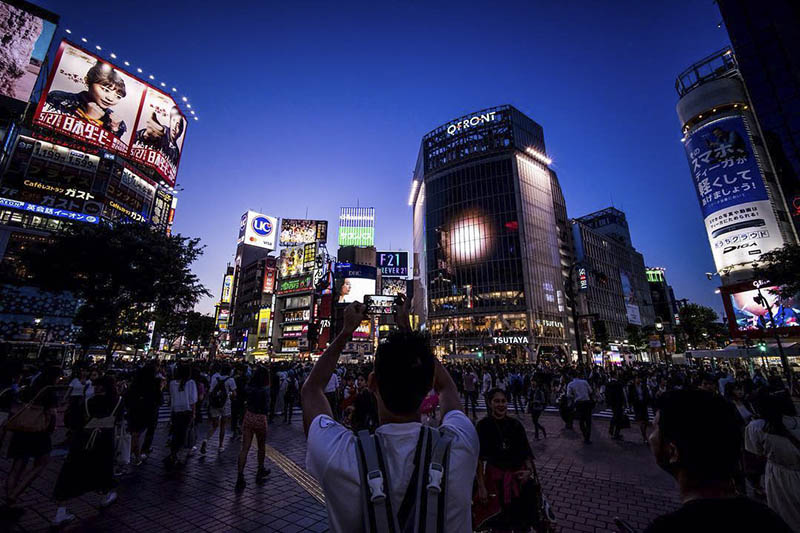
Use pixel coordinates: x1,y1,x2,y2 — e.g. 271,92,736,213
1,301,799,531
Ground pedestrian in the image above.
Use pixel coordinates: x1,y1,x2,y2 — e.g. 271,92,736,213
62,363,90,446
474,388,551,532
231,365,247,437
644,389,791,532
745,390,800,531
235,366,271,492
283,370,299,423
527,378,547,439
605,374,627,440
52,375,121,525
463,366,479,419
628,374,650,444
165,364,197,469
201,364,236,455
303,299,479,532
268,365,279,423
567,371,593,444
125,365,160,465
3,366,60,519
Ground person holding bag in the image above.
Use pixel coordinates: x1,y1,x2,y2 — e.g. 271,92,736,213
51,375,121,526
3,366,61,519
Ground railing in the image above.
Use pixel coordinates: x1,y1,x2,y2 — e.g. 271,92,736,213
675,48,737,97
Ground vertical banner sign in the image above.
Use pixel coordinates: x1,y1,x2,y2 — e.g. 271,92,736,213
338,207,375,246
683,115,785,271
221,274,233,303
578,267,588,291
262,267,276,293
619,270,642,325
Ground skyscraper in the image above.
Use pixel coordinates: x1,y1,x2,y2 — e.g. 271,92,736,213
410,105,573,361
717,0,800,236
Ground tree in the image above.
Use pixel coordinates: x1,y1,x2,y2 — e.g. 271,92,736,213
677,303,720,348
26,222,209,364
625,324,644,349
184,312,216,347
153,309,216,353
754,244,800,298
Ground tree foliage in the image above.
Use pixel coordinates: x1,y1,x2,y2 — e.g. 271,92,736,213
754,244,800,299
26,222,209,362
677,303,722,348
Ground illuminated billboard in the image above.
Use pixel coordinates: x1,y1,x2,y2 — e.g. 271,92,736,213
33,40,189,187
221,274,233,303
128,86,187,187
722,281,799,338
262,266,276,294
237,210,277,250
338,207,374,247
683,115,785,272
619,270,641,326
278,245,306,278
35,41,147,153
377,250,408,278
381,277,407,296
279,218,328,246
334,263,376,304
276,274,313,296
0,1,58,105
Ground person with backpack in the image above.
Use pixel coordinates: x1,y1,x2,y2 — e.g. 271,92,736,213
201,365,236,455
303,297,479,533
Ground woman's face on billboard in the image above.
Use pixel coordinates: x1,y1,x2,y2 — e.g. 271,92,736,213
88,82,123,109
341,279,351,295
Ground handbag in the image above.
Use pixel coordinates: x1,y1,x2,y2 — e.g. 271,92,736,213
116,426,132,464
4,386,52,433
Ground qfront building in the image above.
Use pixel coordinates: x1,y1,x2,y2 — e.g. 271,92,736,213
410,105,573,361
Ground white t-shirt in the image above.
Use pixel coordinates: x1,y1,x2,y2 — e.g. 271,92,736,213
324,373,339,394
67,378,86,397
482,373,492,393
169,379,198,413
567,378,592,402
209,374,237,402
306,410,479,533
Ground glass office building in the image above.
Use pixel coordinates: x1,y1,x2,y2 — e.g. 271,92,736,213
411,105,572,361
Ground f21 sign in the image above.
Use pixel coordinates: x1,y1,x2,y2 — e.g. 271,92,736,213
377,251,408,278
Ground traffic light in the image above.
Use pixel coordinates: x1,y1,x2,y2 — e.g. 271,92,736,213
477,351,483,358
758,341,767,353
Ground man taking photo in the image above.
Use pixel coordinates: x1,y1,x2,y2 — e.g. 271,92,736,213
302,295,479,533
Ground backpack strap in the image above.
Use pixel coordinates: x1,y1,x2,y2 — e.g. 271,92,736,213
406,427,431,533
356,430,400,533
425,427,453,533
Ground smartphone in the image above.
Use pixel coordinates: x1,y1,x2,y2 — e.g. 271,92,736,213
365,295,396,315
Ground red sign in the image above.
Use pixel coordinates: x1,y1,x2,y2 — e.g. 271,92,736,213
263,266,277,293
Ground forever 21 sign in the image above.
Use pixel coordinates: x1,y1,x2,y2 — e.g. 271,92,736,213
377,251,408,278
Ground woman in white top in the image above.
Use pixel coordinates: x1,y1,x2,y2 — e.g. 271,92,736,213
745,391,800,532
166,364,197,468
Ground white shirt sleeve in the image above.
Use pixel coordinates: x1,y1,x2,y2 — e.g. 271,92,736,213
306,414,354,481
745,419,765,456
440,410,480,456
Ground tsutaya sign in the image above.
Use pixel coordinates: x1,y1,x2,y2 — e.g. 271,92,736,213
446,111,498,135
492,335,529,345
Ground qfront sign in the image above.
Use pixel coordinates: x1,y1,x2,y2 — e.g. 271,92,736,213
492,336,529,345
446,111,497,136
238,210,278,250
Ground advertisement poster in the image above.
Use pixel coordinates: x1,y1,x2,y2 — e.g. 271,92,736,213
0,1,58,104
35,41,147,153
279,218,328,245
338,207,375,247
334,263,376,304
257,308,271,338
128,86,187,187
377,250,409,278
221,274,233,303
381,277,407,296
683,115,785,271
262,267,276,294
238,210,277,250
279,245,306,278
619,270,642,326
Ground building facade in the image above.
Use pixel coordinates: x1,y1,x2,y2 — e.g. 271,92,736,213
411,105,572,361
676,48,798,285
717,0,800,237
571,208,655,342
646,267,679,331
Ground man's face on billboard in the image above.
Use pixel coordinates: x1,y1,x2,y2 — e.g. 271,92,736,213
88,82,123,110
143,113,165,140
169,111,183,142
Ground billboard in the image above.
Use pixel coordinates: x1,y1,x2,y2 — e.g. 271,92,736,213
221,274,233,303
128,86,187,187
238,210,277,250
619,270,642,326
279,218,328,246
381,277,407,296
0,1,58,105
257,308,271,338
338,207,374,247
0,196,98,223
276,274,313,295
722,281,799,337
262,266,276,294
278,245,307,278
683,115,785,271
35,41,147,153
334,263,376,304
377,250,409,278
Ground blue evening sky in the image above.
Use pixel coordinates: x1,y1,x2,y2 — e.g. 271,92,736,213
36,0,729,316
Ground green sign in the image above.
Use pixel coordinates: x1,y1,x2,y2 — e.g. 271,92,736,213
338,226,374,247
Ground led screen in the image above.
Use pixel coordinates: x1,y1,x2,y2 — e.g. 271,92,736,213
728,286,799,332
335,277,375,304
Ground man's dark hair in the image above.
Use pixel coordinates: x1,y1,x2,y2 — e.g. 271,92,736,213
86,61,127,97
656,389,741,483
374,330,434,415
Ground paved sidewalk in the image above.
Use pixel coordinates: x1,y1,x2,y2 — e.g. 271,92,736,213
1,412,679,532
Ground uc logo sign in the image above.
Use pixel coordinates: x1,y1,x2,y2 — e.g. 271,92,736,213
252,216,273,236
